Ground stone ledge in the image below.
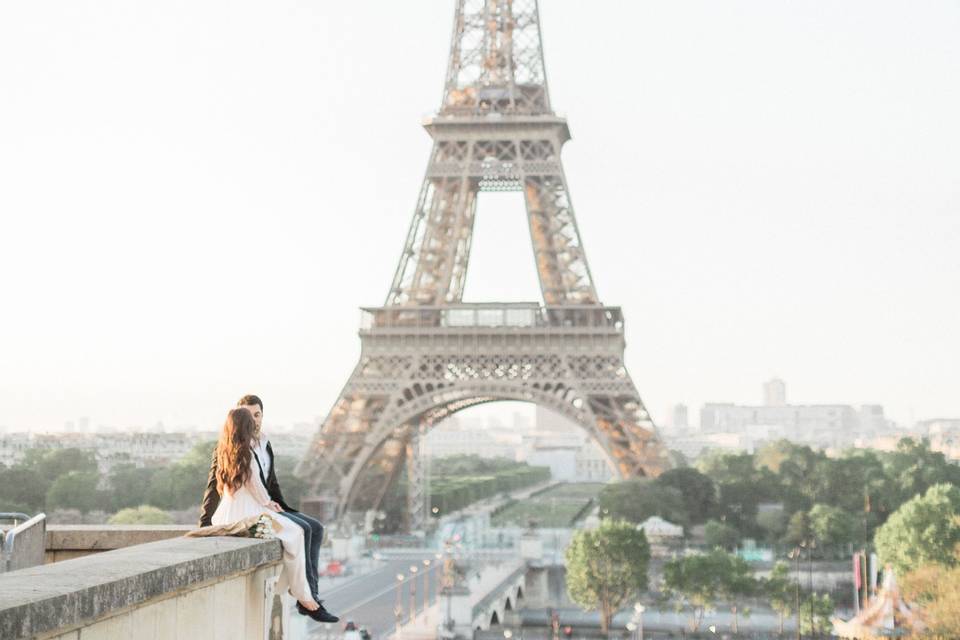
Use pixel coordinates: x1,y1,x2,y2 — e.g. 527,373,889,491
0,535,282,640
46,524,194,552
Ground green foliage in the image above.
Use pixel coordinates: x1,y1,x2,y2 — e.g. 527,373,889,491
565,520,650,632
704,519,740,551
874,483,960,576
655,467,718,525
598,478,689,528
662,549,757,631
684,438,960,548
881,439,960,509
46,471,101,513
273,455,306,509
106,464,157,511
0,467,47,513
491,483,601,527
697,451,777,534
108,505,173,525
799,592,834,635
430,458,550,516
764,561,795,634
783,510,811,546
756,507,788,543
22,447,98,480
147,440,216,511
808,503,857,549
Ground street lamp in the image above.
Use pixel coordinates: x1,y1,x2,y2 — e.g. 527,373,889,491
395,573,405,637
423,559,432,606
409,565,419,620
634,603,645,640
788,547,801,640
503,630,513,639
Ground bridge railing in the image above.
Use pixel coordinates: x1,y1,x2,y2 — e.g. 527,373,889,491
360,304,624,332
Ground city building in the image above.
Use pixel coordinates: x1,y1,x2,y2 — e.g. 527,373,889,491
922,418,960,460
694,380,895,450
671,403,689,431
425,416,522,461
763,378,787,407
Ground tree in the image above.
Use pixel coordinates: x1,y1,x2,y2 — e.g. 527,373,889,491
273,455,306,510
799,592,834,636
784,510,812,546
697,451,777,534
704,519,740,551
808,503,856,552
880,438,960,511
565,519,650,632
106,463,157,511
901,548,960,637
22,447,98,480
764,561,795,634
874,483,960,576
661,550,756,631
654,467,718,524
45,471,101,513
108,505,174,525
756,507,788,543
148,440,216,510
599,479,689,528
0,467,47,513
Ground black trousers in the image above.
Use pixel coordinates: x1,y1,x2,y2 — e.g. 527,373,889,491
278,511,324,599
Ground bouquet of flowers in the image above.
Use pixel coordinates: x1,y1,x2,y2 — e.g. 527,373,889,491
248,514,277,539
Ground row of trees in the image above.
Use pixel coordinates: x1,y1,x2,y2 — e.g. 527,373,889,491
430,456,551,515
570,440,960,635
0,441,307,521
598,437,960,556
565,520,835,634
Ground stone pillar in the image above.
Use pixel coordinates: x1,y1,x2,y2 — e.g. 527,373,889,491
520,532,542,561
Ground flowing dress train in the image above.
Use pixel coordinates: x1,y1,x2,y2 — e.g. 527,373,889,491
211,451,315,604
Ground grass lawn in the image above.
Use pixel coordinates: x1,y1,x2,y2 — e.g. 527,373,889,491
491,482,605,527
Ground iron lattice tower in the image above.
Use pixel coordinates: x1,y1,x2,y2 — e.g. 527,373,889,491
298,0,670,531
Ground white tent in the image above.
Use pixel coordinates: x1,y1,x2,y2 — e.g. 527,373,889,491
637,516,683,539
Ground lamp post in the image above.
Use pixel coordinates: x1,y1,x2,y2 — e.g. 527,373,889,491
808,539,817,638
634,603,645,640
395,573,405,637
423,559,432,610
789,545,802,640
409,565,419,622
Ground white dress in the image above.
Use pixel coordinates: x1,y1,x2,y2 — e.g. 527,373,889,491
211,449,315,604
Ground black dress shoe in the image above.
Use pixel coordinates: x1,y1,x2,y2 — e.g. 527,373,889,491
297,602,340,623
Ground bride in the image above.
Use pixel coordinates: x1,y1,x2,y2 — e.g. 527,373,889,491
211,408,321,617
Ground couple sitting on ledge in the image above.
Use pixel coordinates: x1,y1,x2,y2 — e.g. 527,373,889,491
195,394,339,624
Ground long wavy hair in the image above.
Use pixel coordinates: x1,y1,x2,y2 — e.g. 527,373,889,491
215,408,257,495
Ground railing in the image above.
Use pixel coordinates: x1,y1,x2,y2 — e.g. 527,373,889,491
470,562,527,621
1,512,46,573
360,304,624,332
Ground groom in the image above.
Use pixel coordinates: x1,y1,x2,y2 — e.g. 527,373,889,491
200,394,338,623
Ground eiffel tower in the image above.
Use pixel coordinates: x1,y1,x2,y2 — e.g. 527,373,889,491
298,0,670,531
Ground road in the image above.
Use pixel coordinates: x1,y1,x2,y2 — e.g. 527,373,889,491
305,555,442,640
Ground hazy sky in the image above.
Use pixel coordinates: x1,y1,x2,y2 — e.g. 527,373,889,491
1,1,958,432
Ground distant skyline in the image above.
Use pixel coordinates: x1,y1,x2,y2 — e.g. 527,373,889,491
1,1,958,432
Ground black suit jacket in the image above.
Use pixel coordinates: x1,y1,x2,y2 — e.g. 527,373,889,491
199,440,296,527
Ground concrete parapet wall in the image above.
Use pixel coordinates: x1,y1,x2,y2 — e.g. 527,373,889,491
0,535,284,640
44,525,194,563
